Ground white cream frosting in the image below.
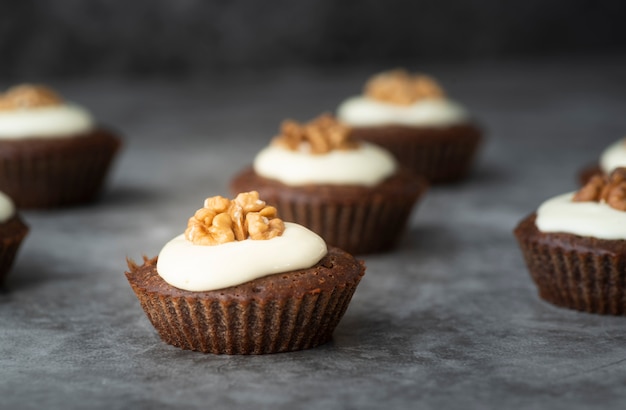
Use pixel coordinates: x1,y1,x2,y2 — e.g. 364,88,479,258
253,142,397,186
0,191,15,223
156,222,327,292
599,138,626,173
536,192,626,239
0,104,94,139
337,96,468,127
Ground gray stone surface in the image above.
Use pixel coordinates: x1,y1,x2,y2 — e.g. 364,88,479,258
2,57,626,409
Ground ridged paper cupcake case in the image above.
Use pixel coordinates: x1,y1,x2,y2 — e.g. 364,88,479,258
126,250,365,355
0,129,121,208
350,124,482,183
230,168,427,255
0,216,29,285
272,195,417,255
515,213,626,315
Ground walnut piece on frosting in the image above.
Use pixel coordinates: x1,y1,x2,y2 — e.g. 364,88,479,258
573,168,626,211
272,113,357,155
364,69,445,105
0,84,64,111
185,191,285,246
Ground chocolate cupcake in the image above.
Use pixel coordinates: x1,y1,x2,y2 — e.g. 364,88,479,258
515,168,626,315
0,191,28,285
578,136,626,185
337,69,482,183
125,191,365,354
0,84,121,208
230,114,427,255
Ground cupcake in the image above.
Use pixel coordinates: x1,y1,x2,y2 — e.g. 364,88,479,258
230,114,427,255
579,136,626,185
0,191,28,285
515,168,626,315
0,84,122,208
125,191,365,354
336,69,482,183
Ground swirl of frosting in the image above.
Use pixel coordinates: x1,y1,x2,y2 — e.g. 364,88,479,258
337,96,468,127
0,84,94,139
254,142,396,186
536,192,626,239
337,69,468,127
157,222,327,291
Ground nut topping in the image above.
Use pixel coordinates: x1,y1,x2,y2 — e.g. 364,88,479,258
0,84,64,111
272,113,357,155
573,168,626,211
364,69,445,105
185,191,285,246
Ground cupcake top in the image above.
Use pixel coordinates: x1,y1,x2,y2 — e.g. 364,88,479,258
0,84,94,139
156,191,327,291
337,69,468,127
536,168,626,239
0,191,15,223
254,114,397,186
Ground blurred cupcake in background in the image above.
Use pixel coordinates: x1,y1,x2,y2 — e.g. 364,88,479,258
337,69,482,184
230,114,427,254
515,168,626,315
0,84,122,208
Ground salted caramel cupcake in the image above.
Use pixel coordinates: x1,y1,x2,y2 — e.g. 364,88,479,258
0,84,121,208
125,191,365,354
230,114,427,255
0,190,28,285
515,168,626,315
337,69,482,183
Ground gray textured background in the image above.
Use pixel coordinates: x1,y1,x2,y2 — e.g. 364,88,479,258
2,1,626,409
1,0,626,78
1,57,626,408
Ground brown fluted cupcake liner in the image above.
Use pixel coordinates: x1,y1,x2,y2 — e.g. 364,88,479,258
0,128,121,208
125,248,365,354
514,213,626,315
350,123,482,183
230,168,427,255
0,215,29,285
270,194,416,255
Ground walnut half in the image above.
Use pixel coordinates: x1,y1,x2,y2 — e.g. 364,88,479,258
0,84,64,111
573,167,626,211
272,113,357,155
185,191,285,246
364,69,445,105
